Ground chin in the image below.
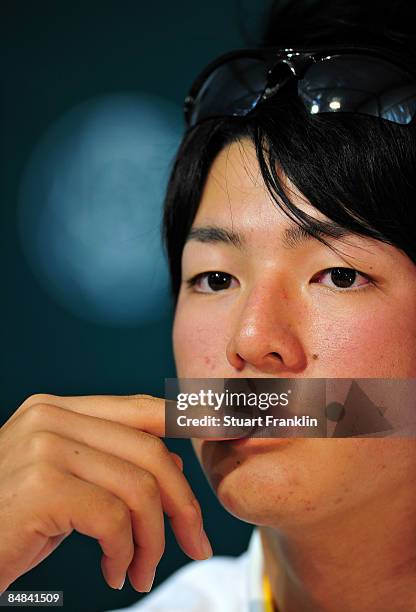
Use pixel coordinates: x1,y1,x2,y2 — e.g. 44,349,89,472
201,442,313,527
216,469,284,526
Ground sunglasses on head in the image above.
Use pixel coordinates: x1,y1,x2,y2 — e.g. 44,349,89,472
184,45,416,128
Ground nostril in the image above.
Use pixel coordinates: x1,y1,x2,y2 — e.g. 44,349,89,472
234,353,245,369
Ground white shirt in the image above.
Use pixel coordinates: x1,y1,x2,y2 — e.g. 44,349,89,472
108,529,266,612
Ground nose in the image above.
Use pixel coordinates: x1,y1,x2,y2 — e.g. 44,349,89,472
226,281,307,375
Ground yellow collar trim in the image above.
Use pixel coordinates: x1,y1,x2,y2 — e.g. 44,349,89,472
263,573,276,612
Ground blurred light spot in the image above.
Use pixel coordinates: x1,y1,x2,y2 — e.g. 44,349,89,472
329,99,341,110
18,94,182,326
310,103,320,114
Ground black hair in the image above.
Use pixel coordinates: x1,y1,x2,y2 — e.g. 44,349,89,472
162,0,416,304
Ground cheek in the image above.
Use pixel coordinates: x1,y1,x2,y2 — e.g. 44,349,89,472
173,301,230,377
308,306,416,377
173,289,416,377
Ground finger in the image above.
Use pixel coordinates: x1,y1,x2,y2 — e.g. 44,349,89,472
15,463,134,591
169,452,184,472
13,403,211,561
14,393,165,436
28,431,165,592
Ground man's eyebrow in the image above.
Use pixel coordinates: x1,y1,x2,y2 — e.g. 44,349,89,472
185,222,353,250
186,226,244,249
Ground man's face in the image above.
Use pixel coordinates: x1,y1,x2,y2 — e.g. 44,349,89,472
172,138,416,528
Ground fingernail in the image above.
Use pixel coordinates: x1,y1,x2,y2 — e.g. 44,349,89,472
141,569,155,592
185,499,212,559
189,498,202,523
118,575,126,590
200,528,213,559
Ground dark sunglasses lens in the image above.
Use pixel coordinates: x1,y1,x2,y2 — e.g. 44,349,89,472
298,54,416,124
188,58,269,126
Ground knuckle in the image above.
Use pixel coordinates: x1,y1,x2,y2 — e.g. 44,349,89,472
137,470,159,499
107,499,130,530
143,432,168,456
23,403,57,429
22,461,62,493
27,431,60,459
127,393,155,400
127,469,160,508
132,430,168,458
21,393,55,409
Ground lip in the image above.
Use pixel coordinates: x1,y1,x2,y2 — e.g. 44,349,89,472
201,435,294,451
198,410,305,448
225,435,292,447
199,417,292,448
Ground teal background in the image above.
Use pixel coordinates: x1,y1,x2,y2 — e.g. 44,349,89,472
0,1,272,610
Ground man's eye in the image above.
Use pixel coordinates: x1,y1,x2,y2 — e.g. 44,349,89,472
311,267,370,290
186,271,237,293
185,267,371,294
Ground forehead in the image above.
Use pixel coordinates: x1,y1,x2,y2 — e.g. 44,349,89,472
187,138,409,271
194,137,322,228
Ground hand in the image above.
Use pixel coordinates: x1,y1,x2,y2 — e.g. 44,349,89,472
0,393,212,592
